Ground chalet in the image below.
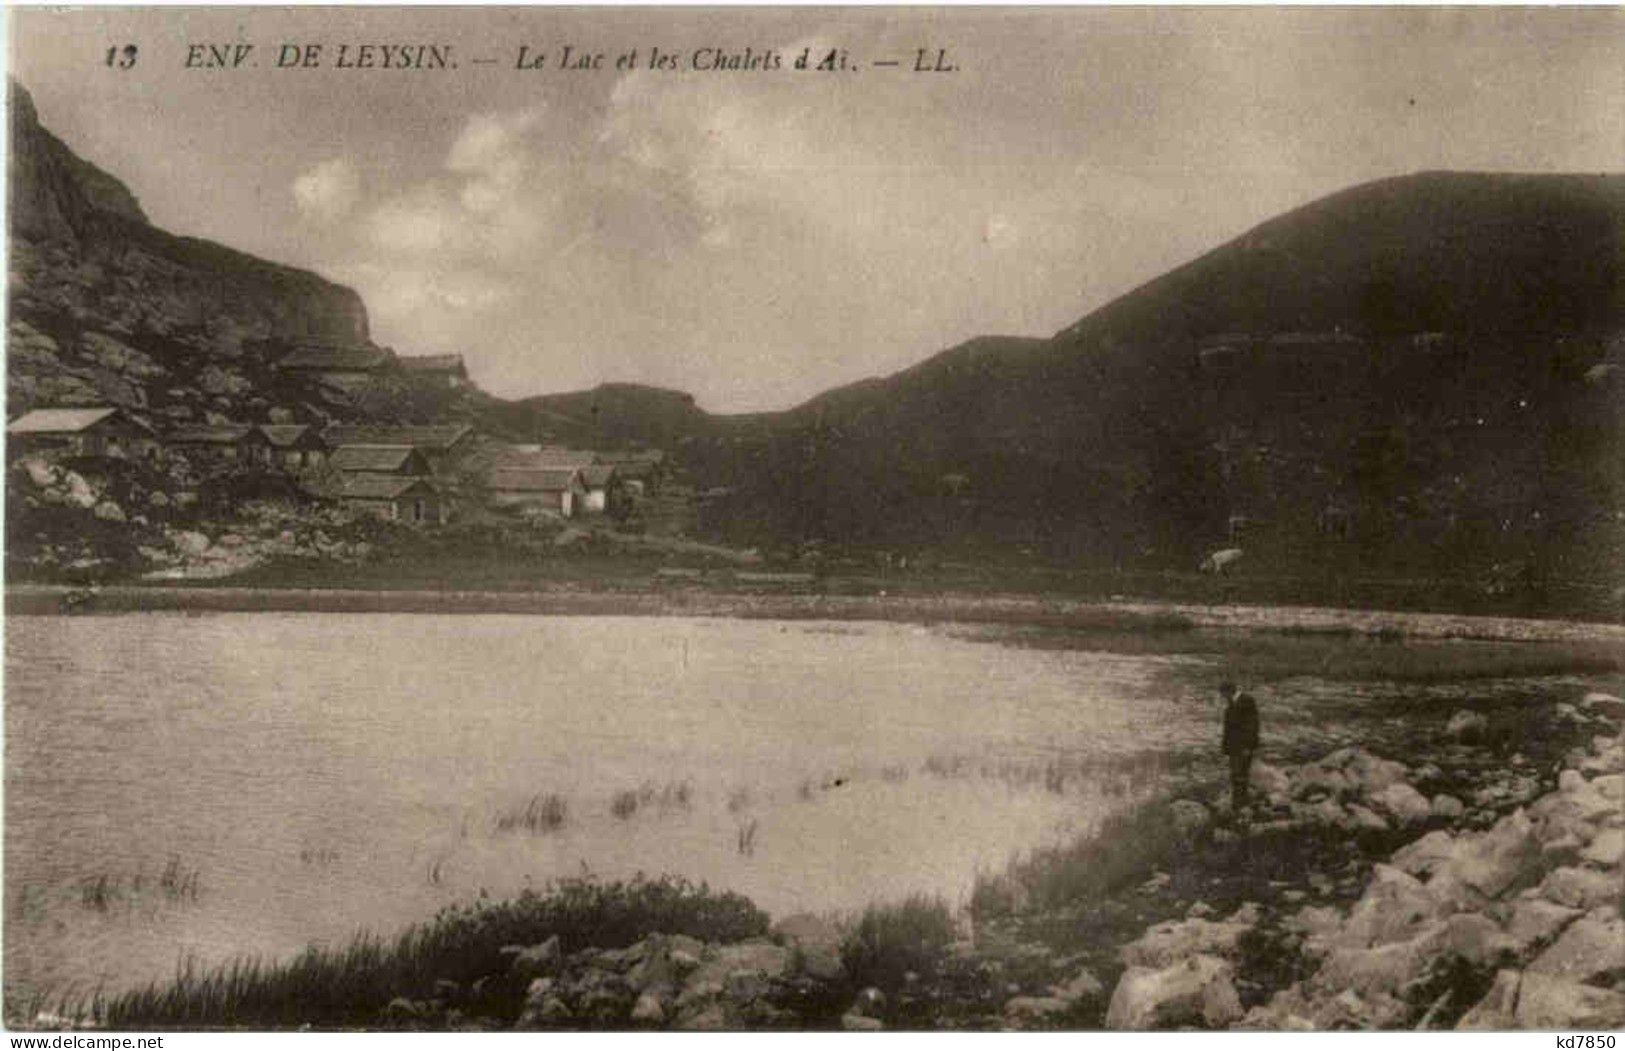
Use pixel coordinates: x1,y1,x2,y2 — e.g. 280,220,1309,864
580,464,619,514
321,424,474,469
487,467,587,517
594,449,666,494
7,407,156,460
275,344,390,390
166,424,272,467
329,444,432,477
304,474,445,525
258,424,330,471
399,353,469,389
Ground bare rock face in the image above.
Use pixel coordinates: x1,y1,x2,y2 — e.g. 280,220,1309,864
9,78,370,351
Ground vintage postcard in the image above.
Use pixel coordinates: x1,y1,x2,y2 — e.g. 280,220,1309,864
4,5,1624,1037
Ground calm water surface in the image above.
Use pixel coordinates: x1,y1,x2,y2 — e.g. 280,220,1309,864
5,613,1212,999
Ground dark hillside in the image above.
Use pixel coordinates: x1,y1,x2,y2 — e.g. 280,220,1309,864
682,173,1624,607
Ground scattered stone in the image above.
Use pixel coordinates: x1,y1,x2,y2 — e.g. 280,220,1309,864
1049,968,1105,1003
171,530,211,556
92,500,126,523
1430,794,1465,820
504,936,562,980
1580,693,1625,722
1446,710,1489,742
630,992,666,1024
841,1013,883,1031
1004,996,1071,1023
1343,804,1389,832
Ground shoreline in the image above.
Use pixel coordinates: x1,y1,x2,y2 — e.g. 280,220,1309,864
31,682,1623,1031
8,584,1625,644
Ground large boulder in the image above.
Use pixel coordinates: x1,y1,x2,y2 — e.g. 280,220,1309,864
1433,809,1543,901
1539,866,1620,910
92,500,126,523
1121,916,1250,968
1580,692,1625,723
1501,898,1582,955
1527,908,1625,983
503,935,563,980
1314,931,1441,1000
63,470,97,509
1343,750,1411,797
170,530,211,556
1391,831,1457,879
1373,782,1432,825
1430,794,1466,820
1338,865,1444,949
1513,972,1625,1029
673,941,790,1015
1580,828,1623,866
1105,954,1244,1030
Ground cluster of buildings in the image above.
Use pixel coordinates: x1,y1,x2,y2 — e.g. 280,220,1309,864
6,404,668,528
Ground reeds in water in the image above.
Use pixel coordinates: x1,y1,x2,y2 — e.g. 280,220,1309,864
493,793,568,834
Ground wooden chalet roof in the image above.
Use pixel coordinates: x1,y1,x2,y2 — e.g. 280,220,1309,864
167,424,260,444
8,407,149,434
330,444,427,474
488,467,583,493
305,474,437,501
322,424,473,452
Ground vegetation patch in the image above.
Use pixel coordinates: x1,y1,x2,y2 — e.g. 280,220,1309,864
67,875,770,1030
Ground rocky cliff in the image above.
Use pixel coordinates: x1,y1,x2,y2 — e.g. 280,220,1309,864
8,80,369,387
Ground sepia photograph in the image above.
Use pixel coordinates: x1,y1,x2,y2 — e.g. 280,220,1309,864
3,4,1623,1036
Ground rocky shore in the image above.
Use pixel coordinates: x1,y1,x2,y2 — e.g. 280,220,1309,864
1103,689,1624,1031
335,690,1621,1033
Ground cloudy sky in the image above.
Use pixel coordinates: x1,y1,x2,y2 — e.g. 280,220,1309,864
9,7,1623,411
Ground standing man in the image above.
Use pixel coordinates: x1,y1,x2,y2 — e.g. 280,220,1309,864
1220,682,1260,812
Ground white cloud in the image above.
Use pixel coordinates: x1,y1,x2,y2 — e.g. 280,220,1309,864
292,158,361,221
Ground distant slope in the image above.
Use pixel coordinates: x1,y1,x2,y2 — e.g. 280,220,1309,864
683,172,1624,595
479,383,711,448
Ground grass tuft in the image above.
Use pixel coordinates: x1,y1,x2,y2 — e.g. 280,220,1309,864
839,894,956,992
